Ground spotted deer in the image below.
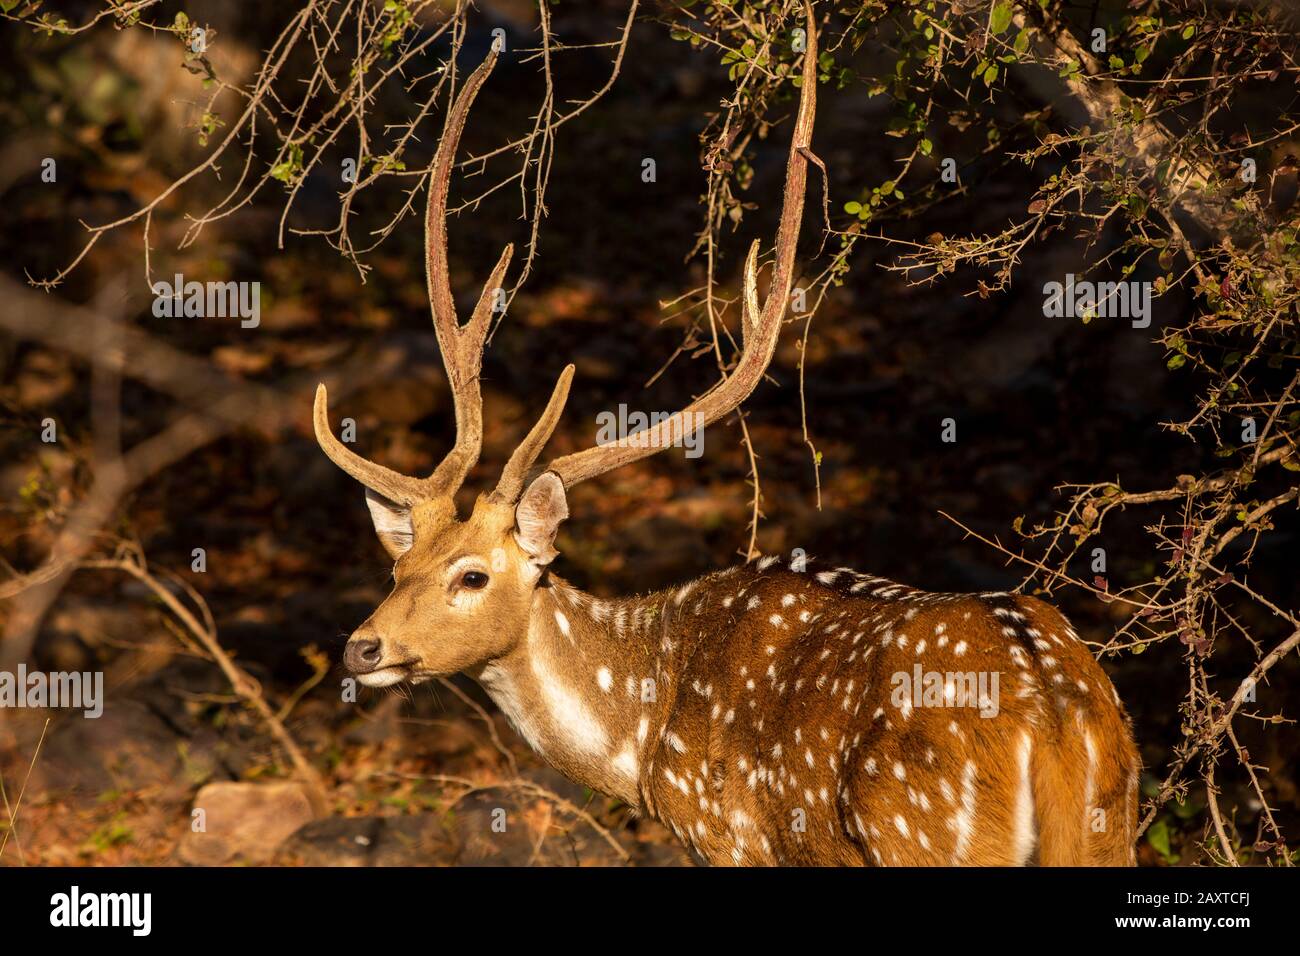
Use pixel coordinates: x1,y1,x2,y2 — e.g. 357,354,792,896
315,10,1139,866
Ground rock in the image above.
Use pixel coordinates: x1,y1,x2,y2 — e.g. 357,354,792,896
274,815,453,866
445,785,627,867
179,781,316,865
30,698,183,796
273,817,383,866
273,774,633,867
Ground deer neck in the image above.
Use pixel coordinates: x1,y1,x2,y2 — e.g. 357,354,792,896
471,573,703,807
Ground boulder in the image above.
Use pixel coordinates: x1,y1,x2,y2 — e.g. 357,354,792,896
179,780,316,865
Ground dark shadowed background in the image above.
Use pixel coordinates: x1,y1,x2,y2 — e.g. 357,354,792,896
0,0,1295,866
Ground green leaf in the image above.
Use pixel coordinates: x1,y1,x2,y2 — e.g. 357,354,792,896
843,201,862,215
983,64,999,86
1181,24,1195,40
919,138,933,156
1147,818,1173,857
990,2,1014,35
1167,354,1186,370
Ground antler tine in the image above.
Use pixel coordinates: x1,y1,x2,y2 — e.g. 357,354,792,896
314,49,510,506
547,1,819,490
490,364,576,503
314,384,429,505
423,48,513,498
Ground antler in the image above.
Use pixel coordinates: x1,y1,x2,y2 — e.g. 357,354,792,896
490,363,575,503
315,49,509,506
317,2,818,510
543,1,819,490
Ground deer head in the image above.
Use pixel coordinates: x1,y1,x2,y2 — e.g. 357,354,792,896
315,7,818,688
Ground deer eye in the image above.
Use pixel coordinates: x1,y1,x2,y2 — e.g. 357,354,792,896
460,570,489,590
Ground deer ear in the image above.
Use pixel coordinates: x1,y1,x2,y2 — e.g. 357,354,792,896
364,488,414,560
514,472,568,566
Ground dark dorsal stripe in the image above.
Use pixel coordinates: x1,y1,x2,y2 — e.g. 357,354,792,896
977,592,1041,660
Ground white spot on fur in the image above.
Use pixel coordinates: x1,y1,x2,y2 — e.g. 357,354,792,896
612,746,639,782
950,760,977,864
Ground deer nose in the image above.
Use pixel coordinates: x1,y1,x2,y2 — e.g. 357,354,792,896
344,637,384,673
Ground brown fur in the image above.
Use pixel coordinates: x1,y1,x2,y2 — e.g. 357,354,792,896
638,565,1142,866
